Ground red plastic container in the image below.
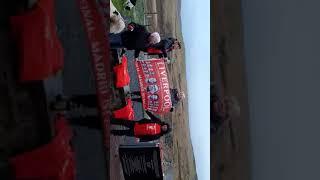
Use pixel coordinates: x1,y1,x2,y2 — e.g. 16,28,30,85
10,0,64,82
112,98,135,120
9,115,75,180
113,55,131,88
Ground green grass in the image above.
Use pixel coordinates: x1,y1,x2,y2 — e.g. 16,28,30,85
111,0,145,24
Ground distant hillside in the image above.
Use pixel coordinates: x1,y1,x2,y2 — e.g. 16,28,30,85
144,0,198,180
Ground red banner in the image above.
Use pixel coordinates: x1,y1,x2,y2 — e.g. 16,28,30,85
96,0,110,37
77,0,110,150
135,59,172,114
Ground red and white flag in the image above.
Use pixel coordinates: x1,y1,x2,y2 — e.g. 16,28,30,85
135,59,172,114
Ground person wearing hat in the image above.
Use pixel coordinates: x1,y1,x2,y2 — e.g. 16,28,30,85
121,37,181,64
109,22,161,58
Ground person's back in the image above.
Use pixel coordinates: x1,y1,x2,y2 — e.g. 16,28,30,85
156,37,176,50
170,88,185,112
170,88,181,106
147,38,181,58
121,22,150,50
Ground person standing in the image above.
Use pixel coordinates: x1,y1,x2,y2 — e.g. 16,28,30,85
111,111,171,142
147,37,182,59
109,22,161,58
65,110,171,142
50,94,97,111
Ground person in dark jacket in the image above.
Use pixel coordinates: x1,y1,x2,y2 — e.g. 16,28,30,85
66,111,171,142
147,37,182,58
129,88,185,112
50,94,97,111
109,22,161,58
121,37,182,63
111,111,171,142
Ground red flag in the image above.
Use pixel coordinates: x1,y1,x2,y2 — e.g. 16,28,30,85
135,59,172,114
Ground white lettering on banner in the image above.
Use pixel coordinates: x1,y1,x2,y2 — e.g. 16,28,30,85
164,101,171,108
91,41,100,53
96,68,106,80
79,0,96,33
100,99,109,112
89,41,109,95
164,95,171,102
157,61,166,70
136,60,173,113
97,80,108,95
156,60,172,109
161,77,168,83
84,11,95,32
148,102,159,112
163,83,169,90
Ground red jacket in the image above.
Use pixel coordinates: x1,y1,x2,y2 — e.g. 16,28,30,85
134,123,161,136
146,47,163,54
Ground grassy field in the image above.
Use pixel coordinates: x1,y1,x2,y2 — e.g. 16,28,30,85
111,0,145,24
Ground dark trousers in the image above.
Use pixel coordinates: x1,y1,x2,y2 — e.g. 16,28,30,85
130,91,142,103
109,33,125,49
69,94,97,108
69,116,101,129
69,116,136,136
111,118,135,136
69,92,143,107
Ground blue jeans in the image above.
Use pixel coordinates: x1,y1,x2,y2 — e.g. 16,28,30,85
109,33,125,49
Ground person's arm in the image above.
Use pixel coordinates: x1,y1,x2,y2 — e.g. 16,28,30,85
171,88,178,95
150,42,167,58
145,111,161,122
162,50,168,58
158,54,164,58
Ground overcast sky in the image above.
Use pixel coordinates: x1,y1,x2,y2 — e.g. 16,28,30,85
181,0,210,180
